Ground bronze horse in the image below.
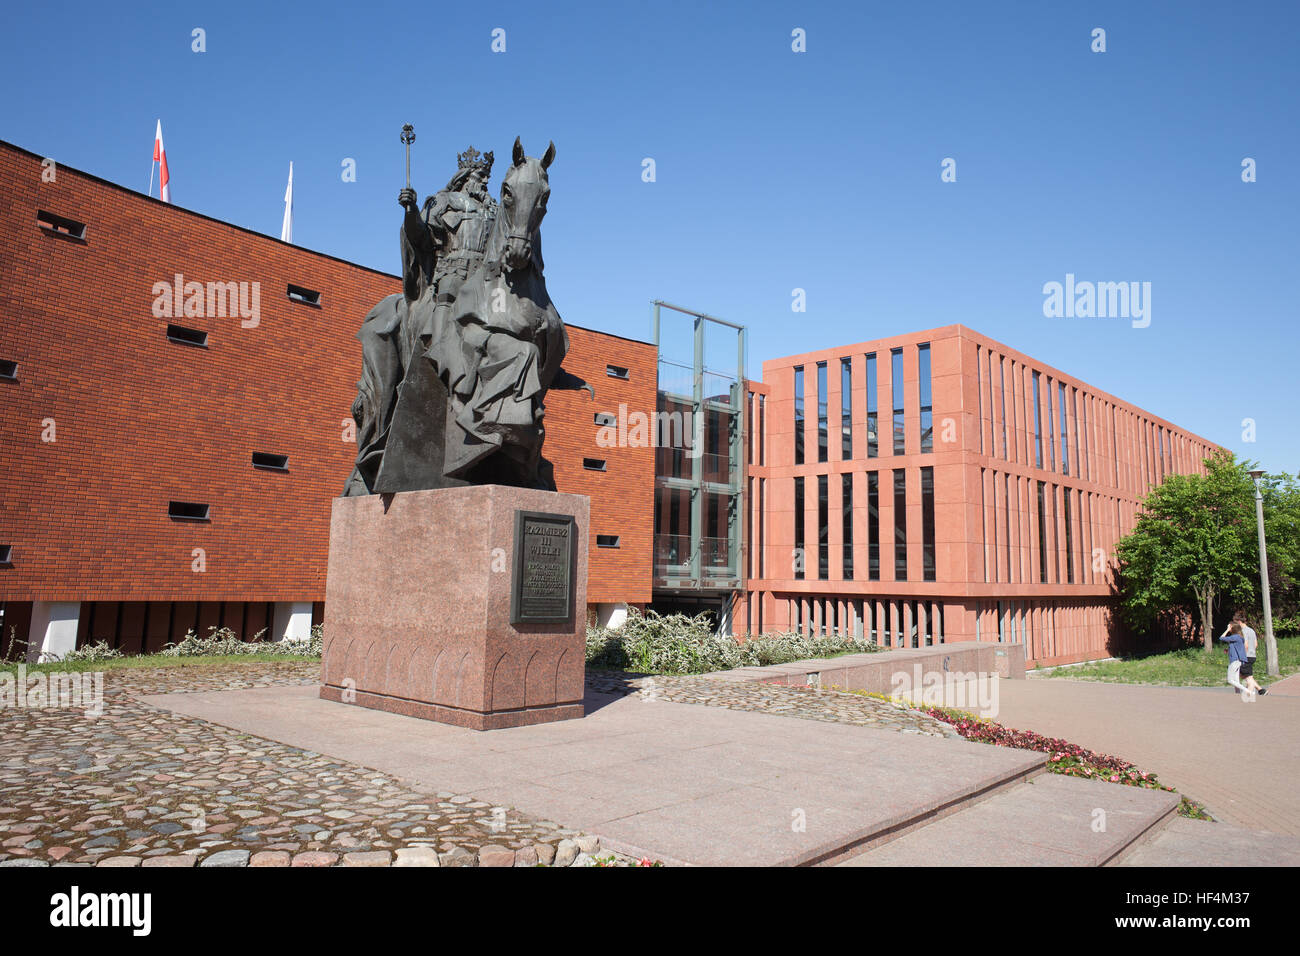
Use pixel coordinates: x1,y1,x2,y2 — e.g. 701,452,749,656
344,138,586,494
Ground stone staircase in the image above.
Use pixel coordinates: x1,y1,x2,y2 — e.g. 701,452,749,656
832,766,1299,867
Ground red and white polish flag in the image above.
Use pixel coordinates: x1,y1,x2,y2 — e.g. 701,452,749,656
153,120,171,203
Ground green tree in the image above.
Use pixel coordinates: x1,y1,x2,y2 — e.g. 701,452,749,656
1115,452,1256,650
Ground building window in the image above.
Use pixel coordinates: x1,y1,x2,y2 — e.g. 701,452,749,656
594,412,617,427
1080,392,1090,481
1058,382,1070,476
1063,488,1075,584
793,476,805,580
842,473,854,580
891,348,905,455
606,364,630,380
0,545,12,565
758,394,766,466
840,357,852,460
0,359,16,381
596,535,620,548
286,284,321,306
998,356,1009,459
817,474,829,579
793,366,805,465
1036,480,1048,583
166,324,209,348
918,343,933,453
169,501,211,522
582,458,607,471
1046,378,1056,471
865,353,878,458
37,210,86,240
921,466,936,582
252,452,289,471
1032,371,1043,468
867,470,880,580
816,362,828,463
893,468,907,580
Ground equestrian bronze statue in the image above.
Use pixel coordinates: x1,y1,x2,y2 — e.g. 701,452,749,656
344,135,588,495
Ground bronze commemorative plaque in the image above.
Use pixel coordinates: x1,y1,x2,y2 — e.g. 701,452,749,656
511,510,576,624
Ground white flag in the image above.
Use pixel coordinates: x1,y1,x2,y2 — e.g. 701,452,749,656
280,161,294,243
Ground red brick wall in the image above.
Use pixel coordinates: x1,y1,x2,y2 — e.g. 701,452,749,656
0,141,653,607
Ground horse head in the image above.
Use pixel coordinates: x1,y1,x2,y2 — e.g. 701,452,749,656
497,136,555,273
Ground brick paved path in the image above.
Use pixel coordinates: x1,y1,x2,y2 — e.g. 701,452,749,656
1005,677,1300,835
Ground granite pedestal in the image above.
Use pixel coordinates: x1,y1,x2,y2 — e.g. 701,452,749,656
320,485,589,730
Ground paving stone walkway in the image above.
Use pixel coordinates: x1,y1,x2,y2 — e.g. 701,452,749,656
0,662,624,867
0,661,967,868
586,670,959,738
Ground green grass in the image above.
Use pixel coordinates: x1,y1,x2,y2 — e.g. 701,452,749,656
0,652,320,679
1039,634,1300,686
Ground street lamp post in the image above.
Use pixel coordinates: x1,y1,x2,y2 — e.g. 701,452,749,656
1248,469,1279,677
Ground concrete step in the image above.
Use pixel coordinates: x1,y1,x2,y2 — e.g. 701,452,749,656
835,773,1180,867
1115,815,1300,867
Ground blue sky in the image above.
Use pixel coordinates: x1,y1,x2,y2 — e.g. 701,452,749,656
3,0,1296,471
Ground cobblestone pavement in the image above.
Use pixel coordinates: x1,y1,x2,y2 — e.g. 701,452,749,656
0,662,630,868
586,670,960,738
1,661,955,868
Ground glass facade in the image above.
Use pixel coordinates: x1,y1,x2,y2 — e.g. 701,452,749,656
865,353,878,458
816,361,828,464
817,473,829,579
891,348,905,455
918,343,933,453
840,357,852,459
793,365,804,466
1037,479,1048,583
921,465,936,581
893,468,907,580
794,476,804,581
1058,382,1069,476
842,472,853,579
867,470,880,580
1032,372,1043,468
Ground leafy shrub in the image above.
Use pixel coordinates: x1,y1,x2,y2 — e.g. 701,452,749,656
160,624,322,658
41,640,125,664
586,608,875,675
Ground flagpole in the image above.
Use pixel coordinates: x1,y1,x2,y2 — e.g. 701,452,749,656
148,160,155,199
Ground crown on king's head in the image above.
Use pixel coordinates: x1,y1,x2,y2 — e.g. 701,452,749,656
457,147,494,174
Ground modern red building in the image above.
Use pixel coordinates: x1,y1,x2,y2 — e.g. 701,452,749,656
0,140,656,658
734,326,1221,666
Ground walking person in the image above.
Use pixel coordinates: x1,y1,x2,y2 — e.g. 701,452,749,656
1218,621,1253,696
1233,613,1267,696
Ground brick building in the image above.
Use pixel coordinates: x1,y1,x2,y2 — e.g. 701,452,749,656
0,140,655,658
735,325,1221,666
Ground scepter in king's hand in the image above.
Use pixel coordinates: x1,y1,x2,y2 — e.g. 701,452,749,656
401,124,416,190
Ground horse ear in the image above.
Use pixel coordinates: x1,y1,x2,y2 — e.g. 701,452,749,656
512,137,525,167
541,141,556,170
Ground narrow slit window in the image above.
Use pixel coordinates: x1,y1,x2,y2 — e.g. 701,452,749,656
286,284,321,306
0,359,16,381
37,210,86,240
583,458,607,471
0,545,12,564
168,501,211,522
593,412,617,427
606,364,630,379
596,534,620,548
252,452,289,471
166,324,209,348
